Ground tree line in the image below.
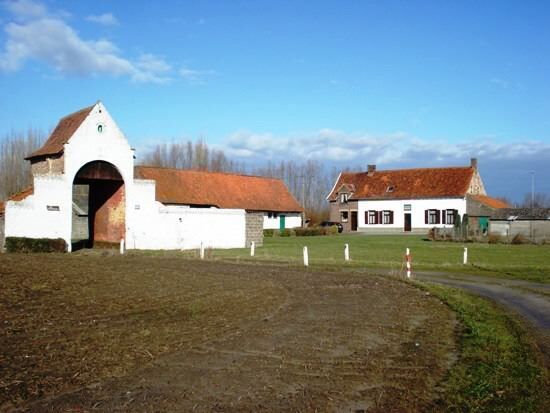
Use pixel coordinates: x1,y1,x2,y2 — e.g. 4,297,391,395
1,132,549,218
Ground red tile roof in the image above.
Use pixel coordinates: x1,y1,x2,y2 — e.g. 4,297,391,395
135,166,303,212
328,166,475,201
0,187,34,215
471,194,510,209
26,105,94,160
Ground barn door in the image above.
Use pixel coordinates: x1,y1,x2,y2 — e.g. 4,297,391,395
279,215,286,230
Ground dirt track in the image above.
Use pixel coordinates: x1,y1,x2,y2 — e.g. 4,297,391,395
411,271,550,365
1,254,457,412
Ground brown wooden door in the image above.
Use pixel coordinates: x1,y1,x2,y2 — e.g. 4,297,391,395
351,211,358,231
404,213,412,232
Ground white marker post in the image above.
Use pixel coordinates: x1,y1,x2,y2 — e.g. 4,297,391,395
303,246,309,267
344,243,350,262
405,247,412,278
67,242,72,253
250,241,255,257
200,242,205,260
463,247,468,265
120,239,125,255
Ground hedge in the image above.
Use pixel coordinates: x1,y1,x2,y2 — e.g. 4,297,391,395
5,237,67,253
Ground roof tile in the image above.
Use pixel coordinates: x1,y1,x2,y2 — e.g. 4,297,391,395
328,167,475,200
26,105,94,160
135,166,303,212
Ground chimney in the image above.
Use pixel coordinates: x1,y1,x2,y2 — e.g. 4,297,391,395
367,164,376,176
470,158,478,169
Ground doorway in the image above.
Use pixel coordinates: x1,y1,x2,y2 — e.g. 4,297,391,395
351,211,358,231
404,213,412,232
72,161,125,248
279,215,286,230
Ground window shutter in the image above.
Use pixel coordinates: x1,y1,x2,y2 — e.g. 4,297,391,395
365,211,368,225
442,210,447,224
425,210,429,224
436,209,441,224
390,211,394,224
378,211,382,224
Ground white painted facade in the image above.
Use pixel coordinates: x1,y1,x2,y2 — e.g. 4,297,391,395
5,102,248,250
357,197,467,232
263,212,302,230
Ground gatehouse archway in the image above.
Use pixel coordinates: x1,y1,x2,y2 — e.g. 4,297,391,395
72,161,126,248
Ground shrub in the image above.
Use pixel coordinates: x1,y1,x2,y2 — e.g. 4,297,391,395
327,225,340,235
6,237,67,253
511,234,529,245
295,227,323,236
263,229,275,237
488,234,502,244
279,229,295,237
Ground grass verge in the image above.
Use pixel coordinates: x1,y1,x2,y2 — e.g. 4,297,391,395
421,283,548,412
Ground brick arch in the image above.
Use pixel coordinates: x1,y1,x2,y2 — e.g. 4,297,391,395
72,161,125,248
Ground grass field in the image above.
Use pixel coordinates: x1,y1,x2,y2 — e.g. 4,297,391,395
209,234,550,283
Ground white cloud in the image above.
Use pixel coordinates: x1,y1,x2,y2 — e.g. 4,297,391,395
4,0,46,20
221,129,550,169
0,0,171,83
86,12,118,26
179,66,214,84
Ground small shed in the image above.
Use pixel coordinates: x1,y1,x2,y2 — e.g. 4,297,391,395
490,208,550,243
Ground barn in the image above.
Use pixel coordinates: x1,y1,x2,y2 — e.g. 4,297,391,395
2,102,302,251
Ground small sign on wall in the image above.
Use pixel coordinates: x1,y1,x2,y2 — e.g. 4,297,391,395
46,205,60,211
404,204,412,211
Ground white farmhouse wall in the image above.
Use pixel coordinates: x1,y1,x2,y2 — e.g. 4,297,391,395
263,213,302,229
357,198,467,232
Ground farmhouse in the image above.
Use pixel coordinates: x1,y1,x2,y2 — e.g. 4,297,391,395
327,160,506,234
2,102,302,251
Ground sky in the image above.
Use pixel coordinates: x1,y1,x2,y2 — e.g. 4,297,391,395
0,0,549,202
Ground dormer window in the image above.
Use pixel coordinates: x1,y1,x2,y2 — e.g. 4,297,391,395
340,193,349,203
386,185,394,193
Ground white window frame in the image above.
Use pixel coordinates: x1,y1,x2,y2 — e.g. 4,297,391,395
368,210,377,224
428,210,438,225
382,210,392,225
340,193,349,204
446,209,455,225
340,210,349,222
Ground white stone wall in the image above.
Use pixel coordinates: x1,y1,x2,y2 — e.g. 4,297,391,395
357,198,467,232
263,212,302,229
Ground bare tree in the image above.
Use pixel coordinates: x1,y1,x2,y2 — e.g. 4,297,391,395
0,129,45,201
520,192,550,208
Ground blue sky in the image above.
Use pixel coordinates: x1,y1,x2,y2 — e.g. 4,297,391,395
0,0,549,201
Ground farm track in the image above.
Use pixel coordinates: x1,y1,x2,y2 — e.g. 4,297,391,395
410,271,550,365
0,254,457,412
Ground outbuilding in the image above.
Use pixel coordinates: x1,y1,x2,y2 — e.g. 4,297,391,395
3,102,302,251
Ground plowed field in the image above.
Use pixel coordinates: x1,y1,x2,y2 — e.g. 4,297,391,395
0,253,457,412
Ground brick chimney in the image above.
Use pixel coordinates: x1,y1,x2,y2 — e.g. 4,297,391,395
367,164,376,176
470,158,478,169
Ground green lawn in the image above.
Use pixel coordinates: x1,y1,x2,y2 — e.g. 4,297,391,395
212,234,550,282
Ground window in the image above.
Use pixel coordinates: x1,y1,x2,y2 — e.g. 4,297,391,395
97,124,104,133
426,209,440,225
382,210,393,224
367,210,377,224
340,193,349,203
445,209,455,225
341,211,349,222
386,185,394,193
268,212,278,219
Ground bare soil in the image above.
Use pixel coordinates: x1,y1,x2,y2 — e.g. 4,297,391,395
1,253,457,412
